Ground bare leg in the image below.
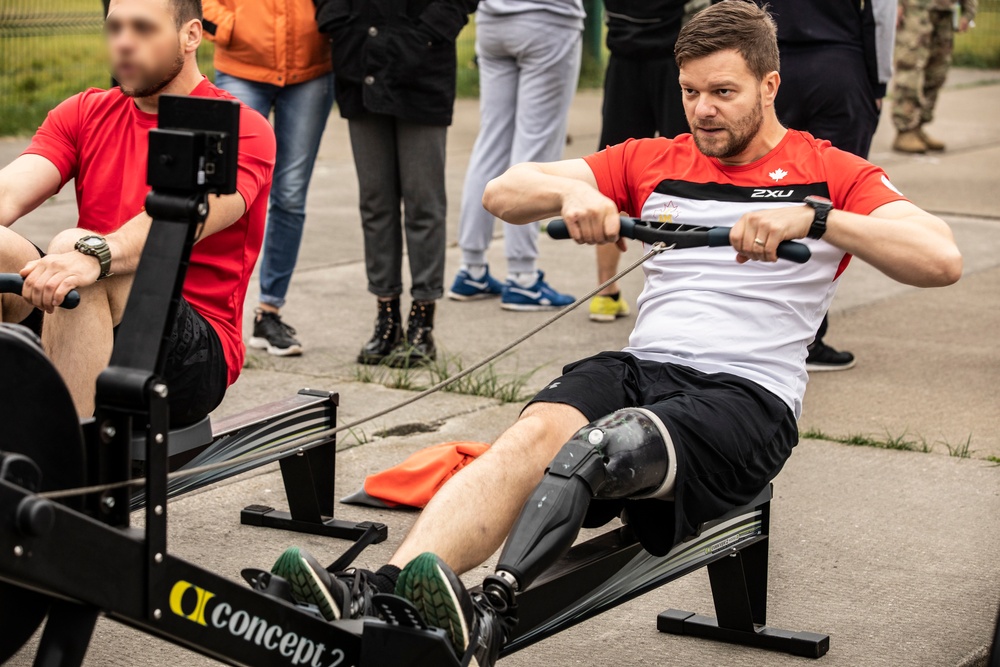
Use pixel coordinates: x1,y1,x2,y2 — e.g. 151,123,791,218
0,226,44,325
40,230,133,418
388,402,589,575
596,243,622,296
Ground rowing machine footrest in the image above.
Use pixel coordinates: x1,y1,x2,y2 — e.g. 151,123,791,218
362,596,464,667
657,609,830,658
241,505,388,543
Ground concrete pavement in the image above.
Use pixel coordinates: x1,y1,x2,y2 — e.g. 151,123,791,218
4,69,1000,666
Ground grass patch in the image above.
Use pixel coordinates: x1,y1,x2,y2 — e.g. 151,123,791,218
953,9,1000,69
985,455,1000,467
0,13,215,136
352,350,538,404
941,434,974,459
799,427,933,453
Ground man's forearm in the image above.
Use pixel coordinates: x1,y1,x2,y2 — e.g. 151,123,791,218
483,163,580,225
103,211,153,276
824,207,962,287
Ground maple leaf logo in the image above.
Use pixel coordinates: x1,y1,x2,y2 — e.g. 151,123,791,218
769,168,787,182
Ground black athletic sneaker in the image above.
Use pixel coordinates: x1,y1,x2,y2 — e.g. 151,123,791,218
395,553,507,666
250,309,303,357
270,547,378,621
805,341,856,372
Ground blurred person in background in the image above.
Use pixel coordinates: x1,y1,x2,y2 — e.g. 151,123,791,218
588,0,701,324
203,0,335,357
447,0,585,312
762,0,897,371
314,0,478,368
892,0,977,153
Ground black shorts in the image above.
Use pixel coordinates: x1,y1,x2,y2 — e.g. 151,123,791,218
19,296,227,428
527,351,798,556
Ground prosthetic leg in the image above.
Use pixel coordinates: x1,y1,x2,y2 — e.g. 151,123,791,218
483,408,676,611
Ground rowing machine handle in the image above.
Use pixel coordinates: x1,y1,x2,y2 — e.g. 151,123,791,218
0,274,81,309
547,217,812,264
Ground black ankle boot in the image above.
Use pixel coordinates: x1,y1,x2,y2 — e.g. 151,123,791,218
385,300,436,368
357,297,402,365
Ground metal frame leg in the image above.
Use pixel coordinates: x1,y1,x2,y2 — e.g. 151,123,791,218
32,600,99,667
658,502,830,659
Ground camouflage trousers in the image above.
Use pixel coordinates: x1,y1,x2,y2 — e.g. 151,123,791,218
892,8,955,131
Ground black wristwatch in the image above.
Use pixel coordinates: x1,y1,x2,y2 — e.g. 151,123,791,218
74,235,113,280
803,195,833,240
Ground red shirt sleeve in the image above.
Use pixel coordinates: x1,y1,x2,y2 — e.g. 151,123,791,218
22,92,87,186
583,139,640,215
824,147,907,215
233,106,276,211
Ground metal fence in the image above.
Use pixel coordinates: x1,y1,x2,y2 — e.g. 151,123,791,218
0,0,214,136
1,0,997,137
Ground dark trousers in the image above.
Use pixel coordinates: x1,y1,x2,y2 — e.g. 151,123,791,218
348,112,448,302
599,55,689,148
776,45,879,160
776,45,879,347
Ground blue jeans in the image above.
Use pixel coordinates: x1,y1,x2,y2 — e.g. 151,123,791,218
215,71,335,308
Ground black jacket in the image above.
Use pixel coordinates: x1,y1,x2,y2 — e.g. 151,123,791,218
313,0,478,126
766,0,882,98
603,0,686,59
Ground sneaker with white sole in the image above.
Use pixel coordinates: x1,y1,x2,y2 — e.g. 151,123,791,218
588,293,630,322
448,267,504,301
501,271,575,312
249,309,303,356
270,547,379,621
395,553,508,666
805,341,856,372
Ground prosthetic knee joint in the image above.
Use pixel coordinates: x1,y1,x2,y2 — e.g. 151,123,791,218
486,408,676,605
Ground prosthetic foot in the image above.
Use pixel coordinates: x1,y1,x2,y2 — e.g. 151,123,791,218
487,409,676,604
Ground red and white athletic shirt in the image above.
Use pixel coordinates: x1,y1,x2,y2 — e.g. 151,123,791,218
23,77,276,386
583,130,906,418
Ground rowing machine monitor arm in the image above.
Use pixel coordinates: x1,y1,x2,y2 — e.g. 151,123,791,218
486,409,675,606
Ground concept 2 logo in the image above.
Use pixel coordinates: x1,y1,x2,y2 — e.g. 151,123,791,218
168,580,347,666
170,580,214,626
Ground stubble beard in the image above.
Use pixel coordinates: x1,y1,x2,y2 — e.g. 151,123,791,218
691,97,764,160
118,49,185,100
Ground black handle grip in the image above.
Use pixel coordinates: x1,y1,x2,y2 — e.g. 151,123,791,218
547,218,811,264
0,274,81,309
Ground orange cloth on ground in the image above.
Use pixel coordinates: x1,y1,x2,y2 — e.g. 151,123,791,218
361,441,490,509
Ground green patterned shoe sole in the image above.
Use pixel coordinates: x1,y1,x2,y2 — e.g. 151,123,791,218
271,547,339,621
395,553,470,655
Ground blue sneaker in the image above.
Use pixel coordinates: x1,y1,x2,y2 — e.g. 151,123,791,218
448,266,504,301
501,271,575,312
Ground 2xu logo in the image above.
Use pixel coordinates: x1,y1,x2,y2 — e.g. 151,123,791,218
750,188,795,198
169,580,347,667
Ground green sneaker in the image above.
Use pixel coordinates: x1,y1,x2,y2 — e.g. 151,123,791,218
396,553,505,666
270,547,378,622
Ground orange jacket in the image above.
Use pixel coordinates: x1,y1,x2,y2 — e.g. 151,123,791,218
203,0,332,87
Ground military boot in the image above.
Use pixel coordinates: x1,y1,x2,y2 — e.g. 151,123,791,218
892,130,927,154
917,127,946,151
385,300,436,368
357,297,403,365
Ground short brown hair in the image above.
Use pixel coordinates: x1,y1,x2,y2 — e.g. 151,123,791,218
675,1,780,81
170,0,202,27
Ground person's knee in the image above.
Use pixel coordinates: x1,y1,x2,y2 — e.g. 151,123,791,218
45,228,91,255
560,408,677,501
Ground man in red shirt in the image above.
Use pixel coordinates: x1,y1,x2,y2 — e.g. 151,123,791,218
0,0,275,425
265,4,961,666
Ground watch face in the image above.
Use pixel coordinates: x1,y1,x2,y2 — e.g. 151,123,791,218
82,237,103,248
